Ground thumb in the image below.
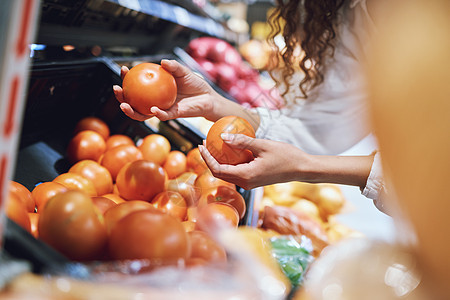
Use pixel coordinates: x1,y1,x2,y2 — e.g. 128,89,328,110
220,133,264,155
161,59,191,78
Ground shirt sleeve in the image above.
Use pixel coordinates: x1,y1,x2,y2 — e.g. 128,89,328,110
362,151,388,214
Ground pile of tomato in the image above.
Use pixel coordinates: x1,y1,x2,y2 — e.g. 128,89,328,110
6,116,247,267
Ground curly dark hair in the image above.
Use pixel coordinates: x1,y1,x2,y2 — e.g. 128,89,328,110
268,0,345,99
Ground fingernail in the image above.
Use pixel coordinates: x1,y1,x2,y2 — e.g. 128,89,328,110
220,133,233,141
113,85,119,92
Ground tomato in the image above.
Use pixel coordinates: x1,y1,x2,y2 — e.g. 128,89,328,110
152,191,187,221
163,150,187,179
195,202,239,234
167,178,199,207
186,147,208,175
194,171,235,192
188,230,227,264
116,160,167,201
206,116,255,165
69,160,113,196
28,212,39,238
138,134,171,165
101,193,126,204
100,144,143,180
9,181,35,212
73,117,110,141
92,196,117,215
53,173,97,196
105,134,135,151
103,200,156,233
176,172,198,185
198,186,246,220
32,182,68,213
108,209,190,261
38,190,107,261
182,220,196,232
122,63,177,115
6,193,31,233
67,130,106,164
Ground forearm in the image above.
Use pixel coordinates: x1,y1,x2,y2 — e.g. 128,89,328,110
299,154,375,190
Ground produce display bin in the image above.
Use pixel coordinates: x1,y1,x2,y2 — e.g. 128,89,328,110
5,56,257,273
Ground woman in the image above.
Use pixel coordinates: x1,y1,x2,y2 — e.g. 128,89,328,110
113,0,386,211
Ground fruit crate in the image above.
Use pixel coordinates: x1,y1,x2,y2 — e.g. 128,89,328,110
5,56,257,273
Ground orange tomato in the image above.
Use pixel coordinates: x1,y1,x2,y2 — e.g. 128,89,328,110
100,144,143,181
167,176,199,207
198,186,246,220
28,212,39,238
195,202,239,234
194,171,235,192
105,134,134,151
53,173,97,196
9,181,35,212
73,117,110,141
138,134,171,165
186,147,208,175
152,191,187,221
101,193,126,204
206,116,255,165
69,160,113,196
32,182,68,213
115,160,167,201
67,130,106,164
6,193,31,233
122,63,177,115
92,196,117,215
163,150,187,179
188,230,227,264
176,172,198,185
182,220,196,232
38,190,107,261
108,209,189,261
104,200,157,234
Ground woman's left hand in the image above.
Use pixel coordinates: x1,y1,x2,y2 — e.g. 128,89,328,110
198,134,315,190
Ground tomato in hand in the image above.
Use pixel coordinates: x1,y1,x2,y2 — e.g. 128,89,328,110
188,230,227,264
152,191,187,221
105,134,135,151
32,182,68,213
122,63,177,115
103,200,156,233
108,209,189,261
6,193,31,233
163,150,187,179
69,160,113,196
198,185,246,220
186,147,208,175
100,144,143,181
38,190,107,261
9,181,35,213
67,130,106,164
195,202,239,234
138,134,171,165
53,173,97,196
73,117,110,141
116,160,167,201
206,116,255,165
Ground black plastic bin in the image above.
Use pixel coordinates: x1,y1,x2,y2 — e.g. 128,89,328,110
4,56,257,274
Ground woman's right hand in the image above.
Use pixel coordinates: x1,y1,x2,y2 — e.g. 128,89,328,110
113,59,219,122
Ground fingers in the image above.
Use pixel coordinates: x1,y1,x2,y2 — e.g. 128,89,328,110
113,85,124,103
161,59,191,78
220,134,262,155
119,103,152,122
150,106,178,121
120,66,129,80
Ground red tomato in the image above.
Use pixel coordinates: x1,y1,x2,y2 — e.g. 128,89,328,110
38,190,107,261
105,134,134,151
195,202,239,234
103,200,156,233
115,160,167,201
69,160,113,196
73,117,110,141
152,191,187,221
6,193,31,233
163,150,187,179
138,134,171,165
194,171,235,192
206,116,255,165
67,130,106,164
100,144,143,181
28,212,39,238
108,209,190,261
122,63,177,115
188,230,227,264
92,196,117,215
53,173,97,196
9,181,35,212
32,182,68,213
186,147,208,175
198,186,246,220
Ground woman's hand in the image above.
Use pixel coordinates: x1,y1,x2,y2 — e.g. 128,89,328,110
113,60,219,122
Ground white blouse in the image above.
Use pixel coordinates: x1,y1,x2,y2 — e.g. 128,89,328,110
254,0,386,208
